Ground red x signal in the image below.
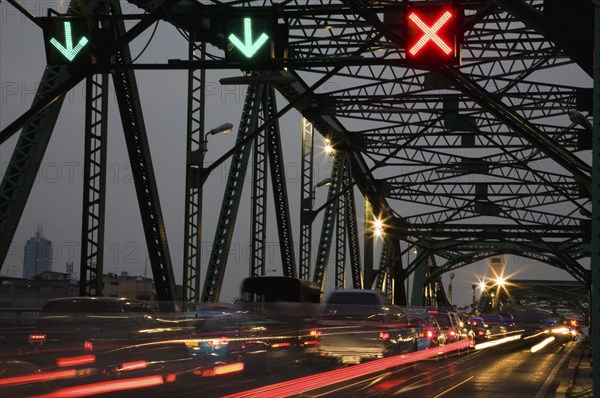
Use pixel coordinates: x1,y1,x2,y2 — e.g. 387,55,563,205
408,10,453,56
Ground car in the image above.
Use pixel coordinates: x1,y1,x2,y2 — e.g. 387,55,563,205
407,311,447,349
428,310,463,343
498,312,518,331
458,313,476,340
467,316,492,343
316,289,417,365
22,297,186,369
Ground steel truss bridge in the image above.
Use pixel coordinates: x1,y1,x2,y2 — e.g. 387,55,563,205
0,0,595,329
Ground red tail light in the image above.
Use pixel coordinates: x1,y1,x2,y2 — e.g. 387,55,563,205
309,330,322,338
477,330,485,336
84,341,93,351
207,337,229,346
379,332,390,340
29,333,46,344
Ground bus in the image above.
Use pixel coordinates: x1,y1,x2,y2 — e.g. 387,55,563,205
240,276,321,305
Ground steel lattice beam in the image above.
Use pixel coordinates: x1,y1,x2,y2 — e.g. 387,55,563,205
80,73,109,297
202,84,264,302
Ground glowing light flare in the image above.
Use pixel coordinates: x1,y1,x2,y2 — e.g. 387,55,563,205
408,11,453,56
531,336,555,353
324,138,334,155
373,217,385,237
474,334,521,350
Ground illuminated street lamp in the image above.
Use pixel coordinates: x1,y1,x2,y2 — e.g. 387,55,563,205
324,138,334,155
373,218,384,238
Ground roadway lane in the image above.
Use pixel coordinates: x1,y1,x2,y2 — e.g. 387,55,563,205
314,338,579,398
19,337,579,397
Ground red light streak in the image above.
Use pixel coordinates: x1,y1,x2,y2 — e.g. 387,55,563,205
56,354,96,367
0,369,79,386
214,362,244,375
117,360,148,372
31,375,165,398
223,339,473,398
408,11,453,55
271,342,291,348
195,362,245,377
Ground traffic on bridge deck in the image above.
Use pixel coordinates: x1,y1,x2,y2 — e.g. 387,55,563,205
0,0,596,396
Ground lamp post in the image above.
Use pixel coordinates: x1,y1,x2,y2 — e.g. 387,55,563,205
406,246,417,305
449,272,455,306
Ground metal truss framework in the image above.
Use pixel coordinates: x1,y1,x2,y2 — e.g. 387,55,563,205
485,279,590,322
0,0,594,315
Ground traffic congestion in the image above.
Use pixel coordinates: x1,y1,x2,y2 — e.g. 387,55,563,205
0,277,582,398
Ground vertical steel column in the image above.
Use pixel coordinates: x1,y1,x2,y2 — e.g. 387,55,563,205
265,87,297,277
334,159,347,289
250,93,268,277
313,151,342,290
344,167,362,289
299,118,315,280
375,239,390,292
364,196,375,289
80,73,109,297
109,0,177,311
203,84,263,302
591,0,600,392
182,37,205,309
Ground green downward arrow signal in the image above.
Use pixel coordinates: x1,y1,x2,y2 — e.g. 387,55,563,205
50,21,89,61
228,18,269,58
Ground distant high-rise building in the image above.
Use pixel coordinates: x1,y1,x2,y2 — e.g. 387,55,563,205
23,225,53,279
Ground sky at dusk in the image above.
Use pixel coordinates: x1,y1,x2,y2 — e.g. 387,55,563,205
0,1,582,308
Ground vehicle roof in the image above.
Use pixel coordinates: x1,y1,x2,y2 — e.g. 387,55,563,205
40,297,152,313
43,297,141,303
